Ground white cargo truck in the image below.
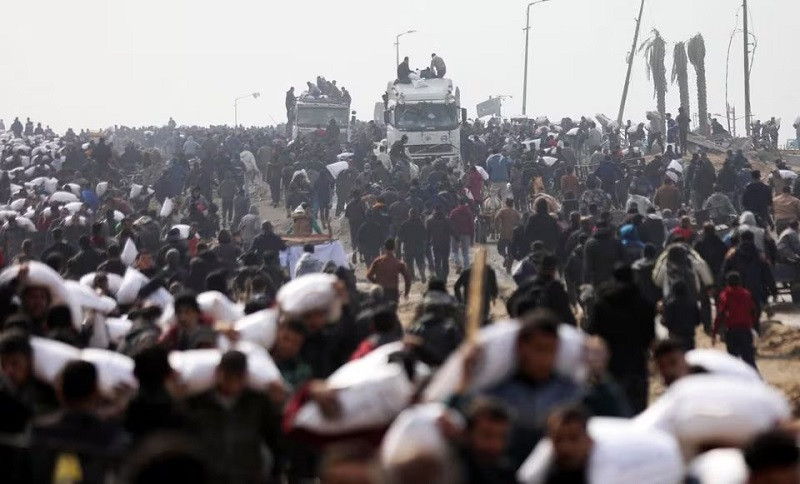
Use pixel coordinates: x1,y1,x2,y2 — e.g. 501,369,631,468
382,78,465,164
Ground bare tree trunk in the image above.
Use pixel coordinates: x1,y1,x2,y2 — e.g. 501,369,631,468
673,42,691,116
696,64,708,135
657,89,666,135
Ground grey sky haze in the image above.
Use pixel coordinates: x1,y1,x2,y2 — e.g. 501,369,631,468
1,0,797,142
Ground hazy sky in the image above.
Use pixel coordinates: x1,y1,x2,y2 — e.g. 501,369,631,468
1,0,797,142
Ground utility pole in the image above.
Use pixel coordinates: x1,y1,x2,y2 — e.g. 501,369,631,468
522,6,532,115
742,0,752,137
616,0,645,126
395,30,417,70
522,0,550,116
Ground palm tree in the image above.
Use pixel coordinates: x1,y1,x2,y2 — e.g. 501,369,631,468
640,29,668,134
688,33,708,135
671,41,690,117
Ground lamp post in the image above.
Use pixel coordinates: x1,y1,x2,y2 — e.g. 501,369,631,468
522,0,550,116
395,30,418,67
234,92,260,128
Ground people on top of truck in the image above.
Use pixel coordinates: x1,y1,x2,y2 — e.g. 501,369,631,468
430,53,446,78
305,81,322,98
329,81,342,100
396,56,411,84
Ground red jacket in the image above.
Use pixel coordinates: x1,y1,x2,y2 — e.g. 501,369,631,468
449,205,475,237
714,286,756,332
671,226,694,242
466,170,484,202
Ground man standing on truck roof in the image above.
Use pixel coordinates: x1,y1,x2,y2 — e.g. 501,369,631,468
431,53,447,78
285,87,295,122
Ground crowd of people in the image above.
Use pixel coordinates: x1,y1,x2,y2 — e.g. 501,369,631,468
0,106,799,484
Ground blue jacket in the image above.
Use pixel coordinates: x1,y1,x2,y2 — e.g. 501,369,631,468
486,374,581,468
486,154,512,183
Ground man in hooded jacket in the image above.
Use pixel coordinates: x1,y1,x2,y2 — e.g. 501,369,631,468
589,264,656,413
582,222,625,287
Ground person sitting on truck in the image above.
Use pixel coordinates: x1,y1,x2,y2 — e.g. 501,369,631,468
430,53,447,78
306,81,321,98
396,56,411,84
315,75,323,90
341,87,351,105
329,80,342,100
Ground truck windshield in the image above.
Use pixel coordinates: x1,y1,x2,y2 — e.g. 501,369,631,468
296,106,349,128
394,104,458,131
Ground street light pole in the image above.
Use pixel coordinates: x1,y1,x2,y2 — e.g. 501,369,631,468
395,30,417,68
234,92,261,128
522,0,549,116
617,0,646,126
742,0,752,137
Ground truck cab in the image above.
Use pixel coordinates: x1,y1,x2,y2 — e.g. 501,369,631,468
383,78,465,164
292,96,351,147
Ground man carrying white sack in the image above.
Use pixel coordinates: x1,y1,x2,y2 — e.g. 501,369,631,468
448,311,583,470
0,329,59,438
276,273,356,379
185,350,283,484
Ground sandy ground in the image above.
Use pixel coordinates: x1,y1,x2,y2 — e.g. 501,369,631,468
249,184,800,412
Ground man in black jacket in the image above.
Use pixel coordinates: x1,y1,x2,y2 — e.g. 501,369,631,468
185,351,281,484
397,208,428,282
96,244,126,276
454,264,498,319
507,255,576,326
250,221,286,255
639,207,666,250
357,210,386,267
396,57,412,83
582,222,625,287
693,223,728,286
525,198,560,254
40,228,77,263
125,346,186,443
742,170,773,229
631,244,662,306
344,189,366,253
30,361,128,484
426,206,454,281
67,235,106,279
589,265,655,413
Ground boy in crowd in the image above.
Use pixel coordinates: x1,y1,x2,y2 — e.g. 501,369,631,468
713,271,759,370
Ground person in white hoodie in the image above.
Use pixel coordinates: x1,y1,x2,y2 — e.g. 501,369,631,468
182,135,200,158
237,205,260,248
294,244,323,278
734,211,766,253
